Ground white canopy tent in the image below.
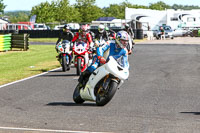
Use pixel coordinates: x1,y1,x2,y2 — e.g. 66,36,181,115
0,19,8,30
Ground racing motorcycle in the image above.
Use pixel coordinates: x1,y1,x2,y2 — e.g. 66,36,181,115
56,40,72,72
73,56,129,106
72,41,92,75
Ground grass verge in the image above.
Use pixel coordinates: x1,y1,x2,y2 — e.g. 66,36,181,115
0,45,60,85
29,38,57,43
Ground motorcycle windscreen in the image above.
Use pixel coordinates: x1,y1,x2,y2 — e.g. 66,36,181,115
62,40,70,44
113,55,128,68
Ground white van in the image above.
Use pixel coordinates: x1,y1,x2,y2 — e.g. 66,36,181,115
54,25,65,30
34,23,48,30
67,23,80,29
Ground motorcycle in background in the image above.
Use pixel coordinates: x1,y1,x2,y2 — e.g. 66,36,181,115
72,41,91,75
73,56,129,106
56,40,72,72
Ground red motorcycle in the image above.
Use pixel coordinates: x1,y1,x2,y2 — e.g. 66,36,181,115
72,41,92,75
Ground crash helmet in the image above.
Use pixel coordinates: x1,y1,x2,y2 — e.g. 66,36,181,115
81,25,88,32
79,24,89,36
115,31,129,49
98,24,105,33
63,24,70,30
125,24,129,29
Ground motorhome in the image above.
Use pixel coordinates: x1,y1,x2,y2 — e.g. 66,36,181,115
125,7,200,31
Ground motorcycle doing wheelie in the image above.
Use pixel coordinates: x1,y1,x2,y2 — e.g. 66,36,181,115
72,41,92,75
73,56,129,106
56,40,72,72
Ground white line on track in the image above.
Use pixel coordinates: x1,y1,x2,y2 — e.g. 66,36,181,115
0,69,113,133
0,67,61,89
0,126,111,133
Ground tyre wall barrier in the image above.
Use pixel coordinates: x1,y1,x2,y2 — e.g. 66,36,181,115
0,33,29,52
11,34,29,51
137,29,144,39
0,34,11,52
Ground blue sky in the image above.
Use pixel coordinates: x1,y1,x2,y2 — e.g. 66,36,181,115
4,0,200,11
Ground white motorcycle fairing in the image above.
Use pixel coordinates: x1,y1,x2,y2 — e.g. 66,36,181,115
57,41,72,54
80,56,129,101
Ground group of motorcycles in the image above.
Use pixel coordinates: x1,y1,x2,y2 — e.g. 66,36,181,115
56,40,91,75
56,31,133,106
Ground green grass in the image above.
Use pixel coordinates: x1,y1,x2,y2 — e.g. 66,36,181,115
29,38,58,42
0,45,60,85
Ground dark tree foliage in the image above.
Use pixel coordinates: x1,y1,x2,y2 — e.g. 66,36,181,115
172,4,200,10
0,0,6,14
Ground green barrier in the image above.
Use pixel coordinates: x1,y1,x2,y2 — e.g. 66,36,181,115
0,34,11,37
0,34,29,51
198,29,200,37
0,34,12,52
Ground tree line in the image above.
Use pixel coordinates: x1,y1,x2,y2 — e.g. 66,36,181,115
2,0,200,23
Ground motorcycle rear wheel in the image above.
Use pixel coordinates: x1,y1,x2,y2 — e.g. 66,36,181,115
96,80,118,106
73,83,85,104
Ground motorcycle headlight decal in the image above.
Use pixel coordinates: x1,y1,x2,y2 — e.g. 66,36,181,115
60,48,64,52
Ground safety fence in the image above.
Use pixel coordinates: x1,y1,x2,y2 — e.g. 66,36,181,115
0,29,144,39
0,33,29,52
0,34,11,52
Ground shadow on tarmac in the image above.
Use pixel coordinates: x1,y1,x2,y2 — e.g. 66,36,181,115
46,102,97,107
41,74,78,77
180,112,200,115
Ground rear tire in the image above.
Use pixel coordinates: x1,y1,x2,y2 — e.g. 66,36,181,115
96,81,118,106
76,58,82,75
73,83,85,104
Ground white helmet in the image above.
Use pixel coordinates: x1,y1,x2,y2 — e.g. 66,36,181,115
116,31,129,48
125,24,129,29
63,25,70,30
98,24,105,33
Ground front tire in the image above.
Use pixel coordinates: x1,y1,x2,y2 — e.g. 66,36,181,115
73,83,85,104
96,81,118,106
76,58,82,75
62,55,67,72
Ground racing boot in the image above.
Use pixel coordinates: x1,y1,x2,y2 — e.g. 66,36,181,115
78,70,91,87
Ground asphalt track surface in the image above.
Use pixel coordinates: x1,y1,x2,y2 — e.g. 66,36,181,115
1,38,200,132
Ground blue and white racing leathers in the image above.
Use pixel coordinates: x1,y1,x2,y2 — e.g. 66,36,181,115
87,40,129,73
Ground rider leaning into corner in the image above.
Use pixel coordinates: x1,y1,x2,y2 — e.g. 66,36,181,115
78,30,130,86
71,24,94,50
124,24,135,55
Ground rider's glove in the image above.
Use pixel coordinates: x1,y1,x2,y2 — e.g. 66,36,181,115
94,40,100,47
98,56,106,64
89,47,94,52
